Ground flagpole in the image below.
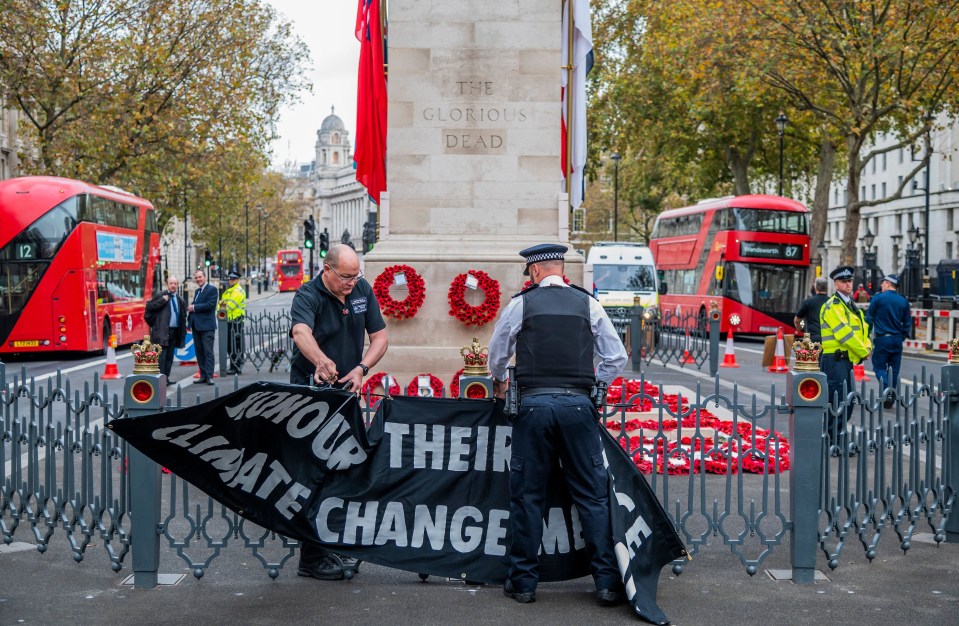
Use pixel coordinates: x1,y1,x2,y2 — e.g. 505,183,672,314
564,0,574,207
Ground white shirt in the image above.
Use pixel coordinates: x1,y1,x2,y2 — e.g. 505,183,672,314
487,274,628,384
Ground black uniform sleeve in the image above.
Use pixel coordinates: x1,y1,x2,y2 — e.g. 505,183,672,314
289,285,321,337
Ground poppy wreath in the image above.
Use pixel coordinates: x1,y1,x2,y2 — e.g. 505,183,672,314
406,373,445,398
448,368,464,398
361,371,402,398
448,270,501,327
373,264,426,319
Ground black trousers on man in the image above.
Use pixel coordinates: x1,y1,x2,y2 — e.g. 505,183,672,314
821,351,854,442
193,329,215,381
506,392,619,595
159,330,180,378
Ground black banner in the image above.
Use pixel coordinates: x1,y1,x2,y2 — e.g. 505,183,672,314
109,383,686,624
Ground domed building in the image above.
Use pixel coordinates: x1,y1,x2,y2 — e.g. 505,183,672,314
310,106,376,257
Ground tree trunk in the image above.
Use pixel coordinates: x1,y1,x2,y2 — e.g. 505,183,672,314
808,139,835,281
728,152,751,196
841,134,863,267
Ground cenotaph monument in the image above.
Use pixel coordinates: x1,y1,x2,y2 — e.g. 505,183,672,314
364,0,583,386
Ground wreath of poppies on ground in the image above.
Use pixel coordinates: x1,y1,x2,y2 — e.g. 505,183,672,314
448,270,501,326
373,264,426,319
604,378,791,475
361,372,402,398
406,373,445,398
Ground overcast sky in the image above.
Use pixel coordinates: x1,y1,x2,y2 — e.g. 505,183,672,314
266,1,360,170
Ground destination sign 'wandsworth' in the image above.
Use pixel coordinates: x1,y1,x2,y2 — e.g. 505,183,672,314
739,241,803,261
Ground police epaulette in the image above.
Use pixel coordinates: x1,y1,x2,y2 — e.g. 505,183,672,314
513,283,538,298
569,283,595,299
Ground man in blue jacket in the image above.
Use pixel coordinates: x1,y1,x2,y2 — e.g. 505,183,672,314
865,274,912,408
188,269,218,385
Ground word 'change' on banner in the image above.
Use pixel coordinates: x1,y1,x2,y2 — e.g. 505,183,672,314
109,382,686,624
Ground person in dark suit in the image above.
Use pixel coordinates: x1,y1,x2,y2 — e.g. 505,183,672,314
145,276,188,379
188,269,217,385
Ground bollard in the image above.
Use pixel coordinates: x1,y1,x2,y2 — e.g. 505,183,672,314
122,338,168,589
630,301,645,370
786,367,828,583
708,303,720,377
941,357,959,543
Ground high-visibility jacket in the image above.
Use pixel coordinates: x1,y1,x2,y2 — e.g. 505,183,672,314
219,283,246,321
819,294,871,363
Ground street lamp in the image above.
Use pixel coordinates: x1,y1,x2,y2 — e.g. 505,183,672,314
860,228,877,292
256,202,263,295
244,201,250,297
775,112,788,196
816,239,827,277
905,222,921,301
610,151,621,242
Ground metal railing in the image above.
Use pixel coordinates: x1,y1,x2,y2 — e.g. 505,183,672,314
3,358,956,586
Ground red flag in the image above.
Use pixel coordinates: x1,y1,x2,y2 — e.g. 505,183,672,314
355,0,387,204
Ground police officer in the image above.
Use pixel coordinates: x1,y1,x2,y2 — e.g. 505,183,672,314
488,243,628,607
219,271,247,374
865,274,911,407
819,265,872,441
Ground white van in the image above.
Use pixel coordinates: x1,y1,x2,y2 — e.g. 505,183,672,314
586,242,660,314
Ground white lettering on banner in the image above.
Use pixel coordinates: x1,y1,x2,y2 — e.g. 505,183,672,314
383,423,512,472
314,498,511,556
151,423,310,520
222,390,367,469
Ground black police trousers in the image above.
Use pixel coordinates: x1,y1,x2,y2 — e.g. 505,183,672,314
507,392,619,594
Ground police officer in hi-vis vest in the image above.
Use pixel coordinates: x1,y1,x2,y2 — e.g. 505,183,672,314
219,271,247,374
819,265,872,442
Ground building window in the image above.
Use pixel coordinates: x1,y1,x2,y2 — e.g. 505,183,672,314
871,184,876,199
882,153,887,171
898,148,904,164
834,189,839,205
871,159,876,174
572,208,585,233
881,182,886,198
949,209,955,231
898,175,903,191
332,152,339,165
948,242,954,259
861,185,866,199
332,132,340,145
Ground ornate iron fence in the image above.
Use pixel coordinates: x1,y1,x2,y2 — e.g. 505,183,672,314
2,359,956,584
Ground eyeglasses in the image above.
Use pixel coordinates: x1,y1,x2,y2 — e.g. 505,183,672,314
326,266,363,284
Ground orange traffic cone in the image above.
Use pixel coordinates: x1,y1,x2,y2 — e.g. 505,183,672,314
853,362,870,382
102,334,122,379
720,330,740,368
679,328,695,364
768,328,789,373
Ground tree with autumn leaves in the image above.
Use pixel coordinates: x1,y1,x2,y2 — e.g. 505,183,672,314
0,0,310,247
590,0,959,265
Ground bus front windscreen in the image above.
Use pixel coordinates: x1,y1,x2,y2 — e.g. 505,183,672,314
724,262,805,319
594,264,656,292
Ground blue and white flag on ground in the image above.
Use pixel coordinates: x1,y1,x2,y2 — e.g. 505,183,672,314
561,0,594,210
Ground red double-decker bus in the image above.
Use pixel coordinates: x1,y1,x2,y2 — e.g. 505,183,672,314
0,176,162,354
650,195,810,335
276,249,304,292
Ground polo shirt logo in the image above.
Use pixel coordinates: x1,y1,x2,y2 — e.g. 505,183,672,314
351,297,368,315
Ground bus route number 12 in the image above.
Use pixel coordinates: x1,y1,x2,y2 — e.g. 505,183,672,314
16,243,37,260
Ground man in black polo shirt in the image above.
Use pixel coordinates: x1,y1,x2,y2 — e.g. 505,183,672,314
794,276,829,343
289,243,388,580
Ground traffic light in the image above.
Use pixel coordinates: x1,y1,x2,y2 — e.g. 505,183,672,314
319,228,330,257
204,250,213,267
304,216,316,249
